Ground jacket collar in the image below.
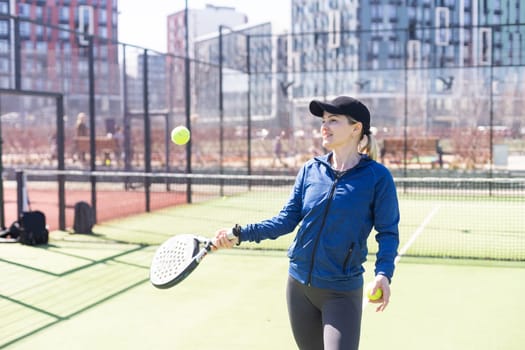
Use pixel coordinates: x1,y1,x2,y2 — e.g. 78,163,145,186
314,152,371,171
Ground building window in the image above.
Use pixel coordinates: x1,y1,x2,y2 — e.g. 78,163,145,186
479,27,492,65
99,26,107,38
19,22,30,37
35,6,43,19
78,5,94,46
0,57,9,73
59,24,69,40
59,7,69,22
18,3,30,18
0,3,8,14
328,10,340,48
408,6,416,21
99,8,107,24
435,7,450,46
36,41,47,53
0,20,7,35
0,39,8,52
407,40,420,68
36,25,44,37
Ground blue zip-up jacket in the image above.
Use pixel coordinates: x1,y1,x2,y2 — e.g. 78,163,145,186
240,153,400,291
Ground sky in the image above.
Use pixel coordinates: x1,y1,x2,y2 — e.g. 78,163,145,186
118,0,291,52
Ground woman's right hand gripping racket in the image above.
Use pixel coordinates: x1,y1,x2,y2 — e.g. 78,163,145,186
149,229,236,289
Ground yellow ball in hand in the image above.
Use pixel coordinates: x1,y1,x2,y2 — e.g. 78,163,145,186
171,126,190,145
367,287,383,301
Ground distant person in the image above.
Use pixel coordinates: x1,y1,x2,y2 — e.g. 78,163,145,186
76,112,88,137
272,133,285,167
113,125,124,166
49,132,57,161
74,112,88,162
213,96,400,350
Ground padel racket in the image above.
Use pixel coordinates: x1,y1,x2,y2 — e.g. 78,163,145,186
150,230,235,289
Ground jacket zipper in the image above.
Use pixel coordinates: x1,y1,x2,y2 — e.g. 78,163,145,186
306,171,342,286
342,242,355,272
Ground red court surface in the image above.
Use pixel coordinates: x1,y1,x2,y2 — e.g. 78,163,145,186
2,187,186,231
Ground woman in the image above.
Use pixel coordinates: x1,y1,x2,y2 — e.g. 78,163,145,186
75,112,88,137
74,112,89,162
215,96,400,350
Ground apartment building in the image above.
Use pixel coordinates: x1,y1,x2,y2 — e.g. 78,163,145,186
166,4,247,114
289,0,525,132
0,0,120,122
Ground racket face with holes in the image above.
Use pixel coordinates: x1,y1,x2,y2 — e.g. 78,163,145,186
150,234,201,289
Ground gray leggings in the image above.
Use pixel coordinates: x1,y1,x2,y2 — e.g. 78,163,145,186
286,276,363,350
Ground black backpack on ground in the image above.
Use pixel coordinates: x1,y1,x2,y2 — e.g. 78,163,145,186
14,211,49,246
73,201,94,234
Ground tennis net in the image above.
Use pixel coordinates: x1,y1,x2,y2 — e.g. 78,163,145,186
13,169,525,261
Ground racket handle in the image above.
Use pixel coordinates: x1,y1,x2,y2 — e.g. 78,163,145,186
226,229,236,240
226,225,240,245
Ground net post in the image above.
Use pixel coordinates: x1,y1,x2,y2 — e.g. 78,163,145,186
56,94,66,230
15,170,27,217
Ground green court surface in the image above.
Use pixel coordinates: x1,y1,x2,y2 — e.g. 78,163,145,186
1,191,524,349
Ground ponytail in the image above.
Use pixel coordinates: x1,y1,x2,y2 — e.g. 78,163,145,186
359,133,379,161
345,115,378,161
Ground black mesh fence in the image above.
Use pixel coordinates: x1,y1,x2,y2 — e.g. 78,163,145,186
0,15,523,179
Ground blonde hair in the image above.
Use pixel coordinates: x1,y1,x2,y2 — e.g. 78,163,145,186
358,133,379,161
346,115,378,160
76,112,86,125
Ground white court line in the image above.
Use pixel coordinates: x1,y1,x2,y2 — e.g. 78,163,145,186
363,204,441,310
395,204,441,264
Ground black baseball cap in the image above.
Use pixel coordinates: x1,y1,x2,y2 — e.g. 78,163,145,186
309,96,371,135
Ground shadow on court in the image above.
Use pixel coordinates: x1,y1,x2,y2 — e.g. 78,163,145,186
1,209,524,349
